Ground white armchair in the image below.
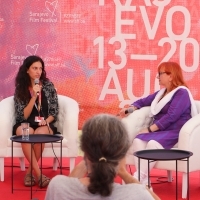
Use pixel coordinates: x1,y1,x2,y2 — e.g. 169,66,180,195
122,101,200,199
0,94,79,181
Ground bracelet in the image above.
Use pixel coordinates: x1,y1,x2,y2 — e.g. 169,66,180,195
148,126,152,132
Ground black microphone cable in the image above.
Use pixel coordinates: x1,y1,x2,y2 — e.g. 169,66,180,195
40,105,61,170
40,105,51,134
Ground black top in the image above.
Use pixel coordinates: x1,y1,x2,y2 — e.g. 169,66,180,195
27,90,48,126
134,149,193,161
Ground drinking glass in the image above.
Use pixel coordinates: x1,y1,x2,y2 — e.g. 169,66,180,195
21,122,29,140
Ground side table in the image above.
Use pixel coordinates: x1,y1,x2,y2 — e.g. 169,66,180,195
134,149,193,200
10,134,63,199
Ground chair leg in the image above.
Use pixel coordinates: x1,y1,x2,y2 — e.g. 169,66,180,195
69,157,76,173
182,172,187,199
167,170,173,182
0,158,4,181
19,157,25,171
53,157,58,171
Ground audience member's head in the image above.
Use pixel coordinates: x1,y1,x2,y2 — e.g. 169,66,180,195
81,113,130,197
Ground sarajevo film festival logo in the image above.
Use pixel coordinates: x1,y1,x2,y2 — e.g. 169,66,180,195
45,0,58,17
26,44,39,55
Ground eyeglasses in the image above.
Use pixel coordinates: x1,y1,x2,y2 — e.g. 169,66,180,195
157,72,167,77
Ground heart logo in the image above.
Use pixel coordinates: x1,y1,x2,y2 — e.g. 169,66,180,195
45,0,58,17
26,44,39,55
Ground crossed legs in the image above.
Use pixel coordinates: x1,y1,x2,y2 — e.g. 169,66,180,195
132,138,164,184
16,125,53,187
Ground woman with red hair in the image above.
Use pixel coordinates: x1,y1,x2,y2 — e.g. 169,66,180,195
120,61,198,186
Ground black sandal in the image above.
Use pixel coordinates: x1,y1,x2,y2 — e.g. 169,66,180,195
38,174,50,188
24,174,36,187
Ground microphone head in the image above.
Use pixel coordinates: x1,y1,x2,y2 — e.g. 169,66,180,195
34,78,39,85
125,108,134,114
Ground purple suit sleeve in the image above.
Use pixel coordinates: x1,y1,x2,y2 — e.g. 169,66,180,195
131,91,158,108
155,89,191,130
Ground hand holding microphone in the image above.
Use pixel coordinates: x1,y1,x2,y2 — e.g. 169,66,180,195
117,106,135,117
124,107,134,114
33,78,41,97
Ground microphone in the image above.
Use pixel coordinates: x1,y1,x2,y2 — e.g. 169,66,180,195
34,79,40,96
116,107,134,116
124,107,134,114
34,78,39,85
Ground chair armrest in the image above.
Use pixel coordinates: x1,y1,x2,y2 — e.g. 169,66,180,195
164,113,200,171
56,95,79,156
178,114,200,151
121,106,152,142
0,96,15,156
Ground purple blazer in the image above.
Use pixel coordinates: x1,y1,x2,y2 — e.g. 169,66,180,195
132,88,191,149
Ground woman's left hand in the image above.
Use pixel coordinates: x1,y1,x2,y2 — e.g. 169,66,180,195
69,160,87,178
138,128,149,134
117,157,127,176
39,119,48,126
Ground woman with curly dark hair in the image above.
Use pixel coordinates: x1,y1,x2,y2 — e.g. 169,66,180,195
13,55,58,188
45,114,160,200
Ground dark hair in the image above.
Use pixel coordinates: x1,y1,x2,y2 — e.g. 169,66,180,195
81,114,130,197
14,55,48,102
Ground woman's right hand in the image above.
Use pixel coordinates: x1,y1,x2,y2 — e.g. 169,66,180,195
117,157,140,184
32,84,41,97
117,108,128,118
118,105,136,118
69,160,87,178
117,157,127,176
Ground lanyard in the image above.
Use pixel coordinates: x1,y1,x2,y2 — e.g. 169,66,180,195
29,87,42,116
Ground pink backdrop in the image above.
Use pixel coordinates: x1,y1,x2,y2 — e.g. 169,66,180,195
0,0,200,128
